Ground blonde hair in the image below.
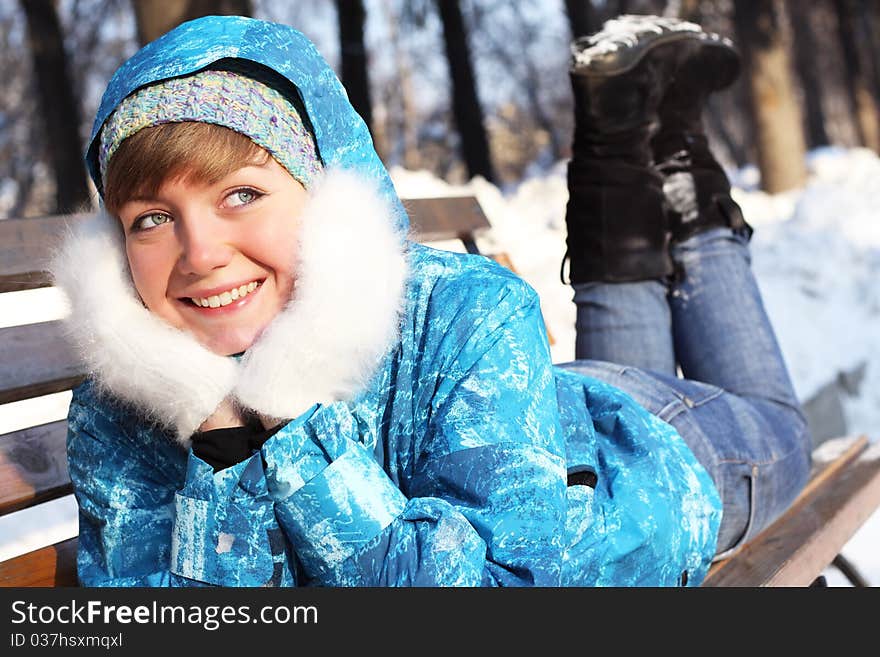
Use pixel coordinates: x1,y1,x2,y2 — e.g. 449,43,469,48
104,122,268,215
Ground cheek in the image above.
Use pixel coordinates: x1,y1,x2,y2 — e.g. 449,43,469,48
251,221,301,286
126,243,172,308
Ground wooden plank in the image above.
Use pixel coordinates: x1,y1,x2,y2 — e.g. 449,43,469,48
0,213,82,293
0,420,71,517
762,448,880,586
0,537,78,587
704,435,867,583
0,321,83,405
405,196,492,243
703,436,880,586
795,435,869,501
1,198,490,292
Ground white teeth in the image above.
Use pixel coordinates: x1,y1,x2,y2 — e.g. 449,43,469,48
191,280,260,308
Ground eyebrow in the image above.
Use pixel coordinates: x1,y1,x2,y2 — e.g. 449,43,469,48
119,161,274,206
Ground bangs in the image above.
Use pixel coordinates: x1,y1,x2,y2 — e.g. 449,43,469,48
104,122,268,214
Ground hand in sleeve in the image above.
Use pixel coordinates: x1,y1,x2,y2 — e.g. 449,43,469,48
68,385,290,587
266,272,569,586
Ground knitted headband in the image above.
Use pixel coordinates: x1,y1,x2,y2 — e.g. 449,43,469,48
98,69,322,189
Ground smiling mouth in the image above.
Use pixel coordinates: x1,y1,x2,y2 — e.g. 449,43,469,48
188,280,262,308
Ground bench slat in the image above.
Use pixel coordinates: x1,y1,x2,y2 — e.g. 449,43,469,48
0,537,78,587
704,435,863,584
703,436,880,586
0,321,83,405
0,214,80,293
404,197,491,243
0,420,71,517
0,199,489,294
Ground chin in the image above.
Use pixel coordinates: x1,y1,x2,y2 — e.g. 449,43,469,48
201,327,262,357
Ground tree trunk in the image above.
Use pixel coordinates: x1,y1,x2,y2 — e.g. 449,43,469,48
706,96,749,169
857,0,880,116
669,0,702,21
334,0,373,133
20,0,91,214
786,2,829,148
131,0,253,46
381,0,419,169
564,0,599,39
834,0,880,151
469,2,565,164
678,0,703,24
435,0,496,183
733,0,807,193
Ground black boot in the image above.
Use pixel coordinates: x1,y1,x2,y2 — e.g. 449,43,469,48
563,15,740,285
650,32,753,244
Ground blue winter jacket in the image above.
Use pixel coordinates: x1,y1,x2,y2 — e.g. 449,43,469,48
63,16,720,588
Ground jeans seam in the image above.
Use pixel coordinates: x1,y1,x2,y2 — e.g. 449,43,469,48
655,400,686,423
687,388,725,407
617,365,726,410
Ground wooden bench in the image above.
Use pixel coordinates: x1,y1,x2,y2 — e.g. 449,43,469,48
1,198,878,587
703,434,880,586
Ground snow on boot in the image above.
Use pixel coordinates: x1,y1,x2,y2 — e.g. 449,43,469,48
564,15,725,285
649,24,752,243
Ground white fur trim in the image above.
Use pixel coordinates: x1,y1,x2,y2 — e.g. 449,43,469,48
234,170,408,420
50,213,237,442
50,169,408,443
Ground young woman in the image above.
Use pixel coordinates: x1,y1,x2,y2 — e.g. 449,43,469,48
51,14,808,587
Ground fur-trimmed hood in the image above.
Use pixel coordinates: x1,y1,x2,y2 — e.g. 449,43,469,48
51,170,408,443
57,15,419,444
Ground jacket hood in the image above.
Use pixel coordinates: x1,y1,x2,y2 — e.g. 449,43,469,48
86,14,409,233
57,16,412,442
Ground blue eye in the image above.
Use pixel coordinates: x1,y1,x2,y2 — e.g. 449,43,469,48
225,188,262,208
133,213,172,232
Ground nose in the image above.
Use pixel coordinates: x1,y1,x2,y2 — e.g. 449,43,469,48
175,214,235,276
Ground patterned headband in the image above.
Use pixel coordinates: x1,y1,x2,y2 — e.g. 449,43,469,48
98,69,322,189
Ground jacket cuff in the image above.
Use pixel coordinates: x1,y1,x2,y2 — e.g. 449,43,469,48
273,441,407,581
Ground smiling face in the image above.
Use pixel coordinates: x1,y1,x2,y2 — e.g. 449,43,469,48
109,126,309,356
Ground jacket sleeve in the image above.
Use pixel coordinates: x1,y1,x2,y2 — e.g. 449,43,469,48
67,385,285,587
268,268,569,586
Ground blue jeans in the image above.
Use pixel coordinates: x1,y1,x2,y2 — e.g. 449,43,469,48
559,227,812,556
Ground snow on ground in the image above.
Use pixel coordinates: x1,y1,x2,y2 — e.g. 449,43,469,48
1,147,877,585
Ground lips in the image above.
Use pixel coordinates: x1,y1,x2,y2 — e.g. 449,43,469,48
189,280,262,308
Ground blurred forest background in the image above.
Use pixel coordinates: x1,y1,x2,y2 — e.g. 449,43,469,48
1,0,879,220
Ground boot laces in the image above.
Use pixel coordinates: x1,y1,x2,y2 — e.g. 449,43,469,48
654,149,692,175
